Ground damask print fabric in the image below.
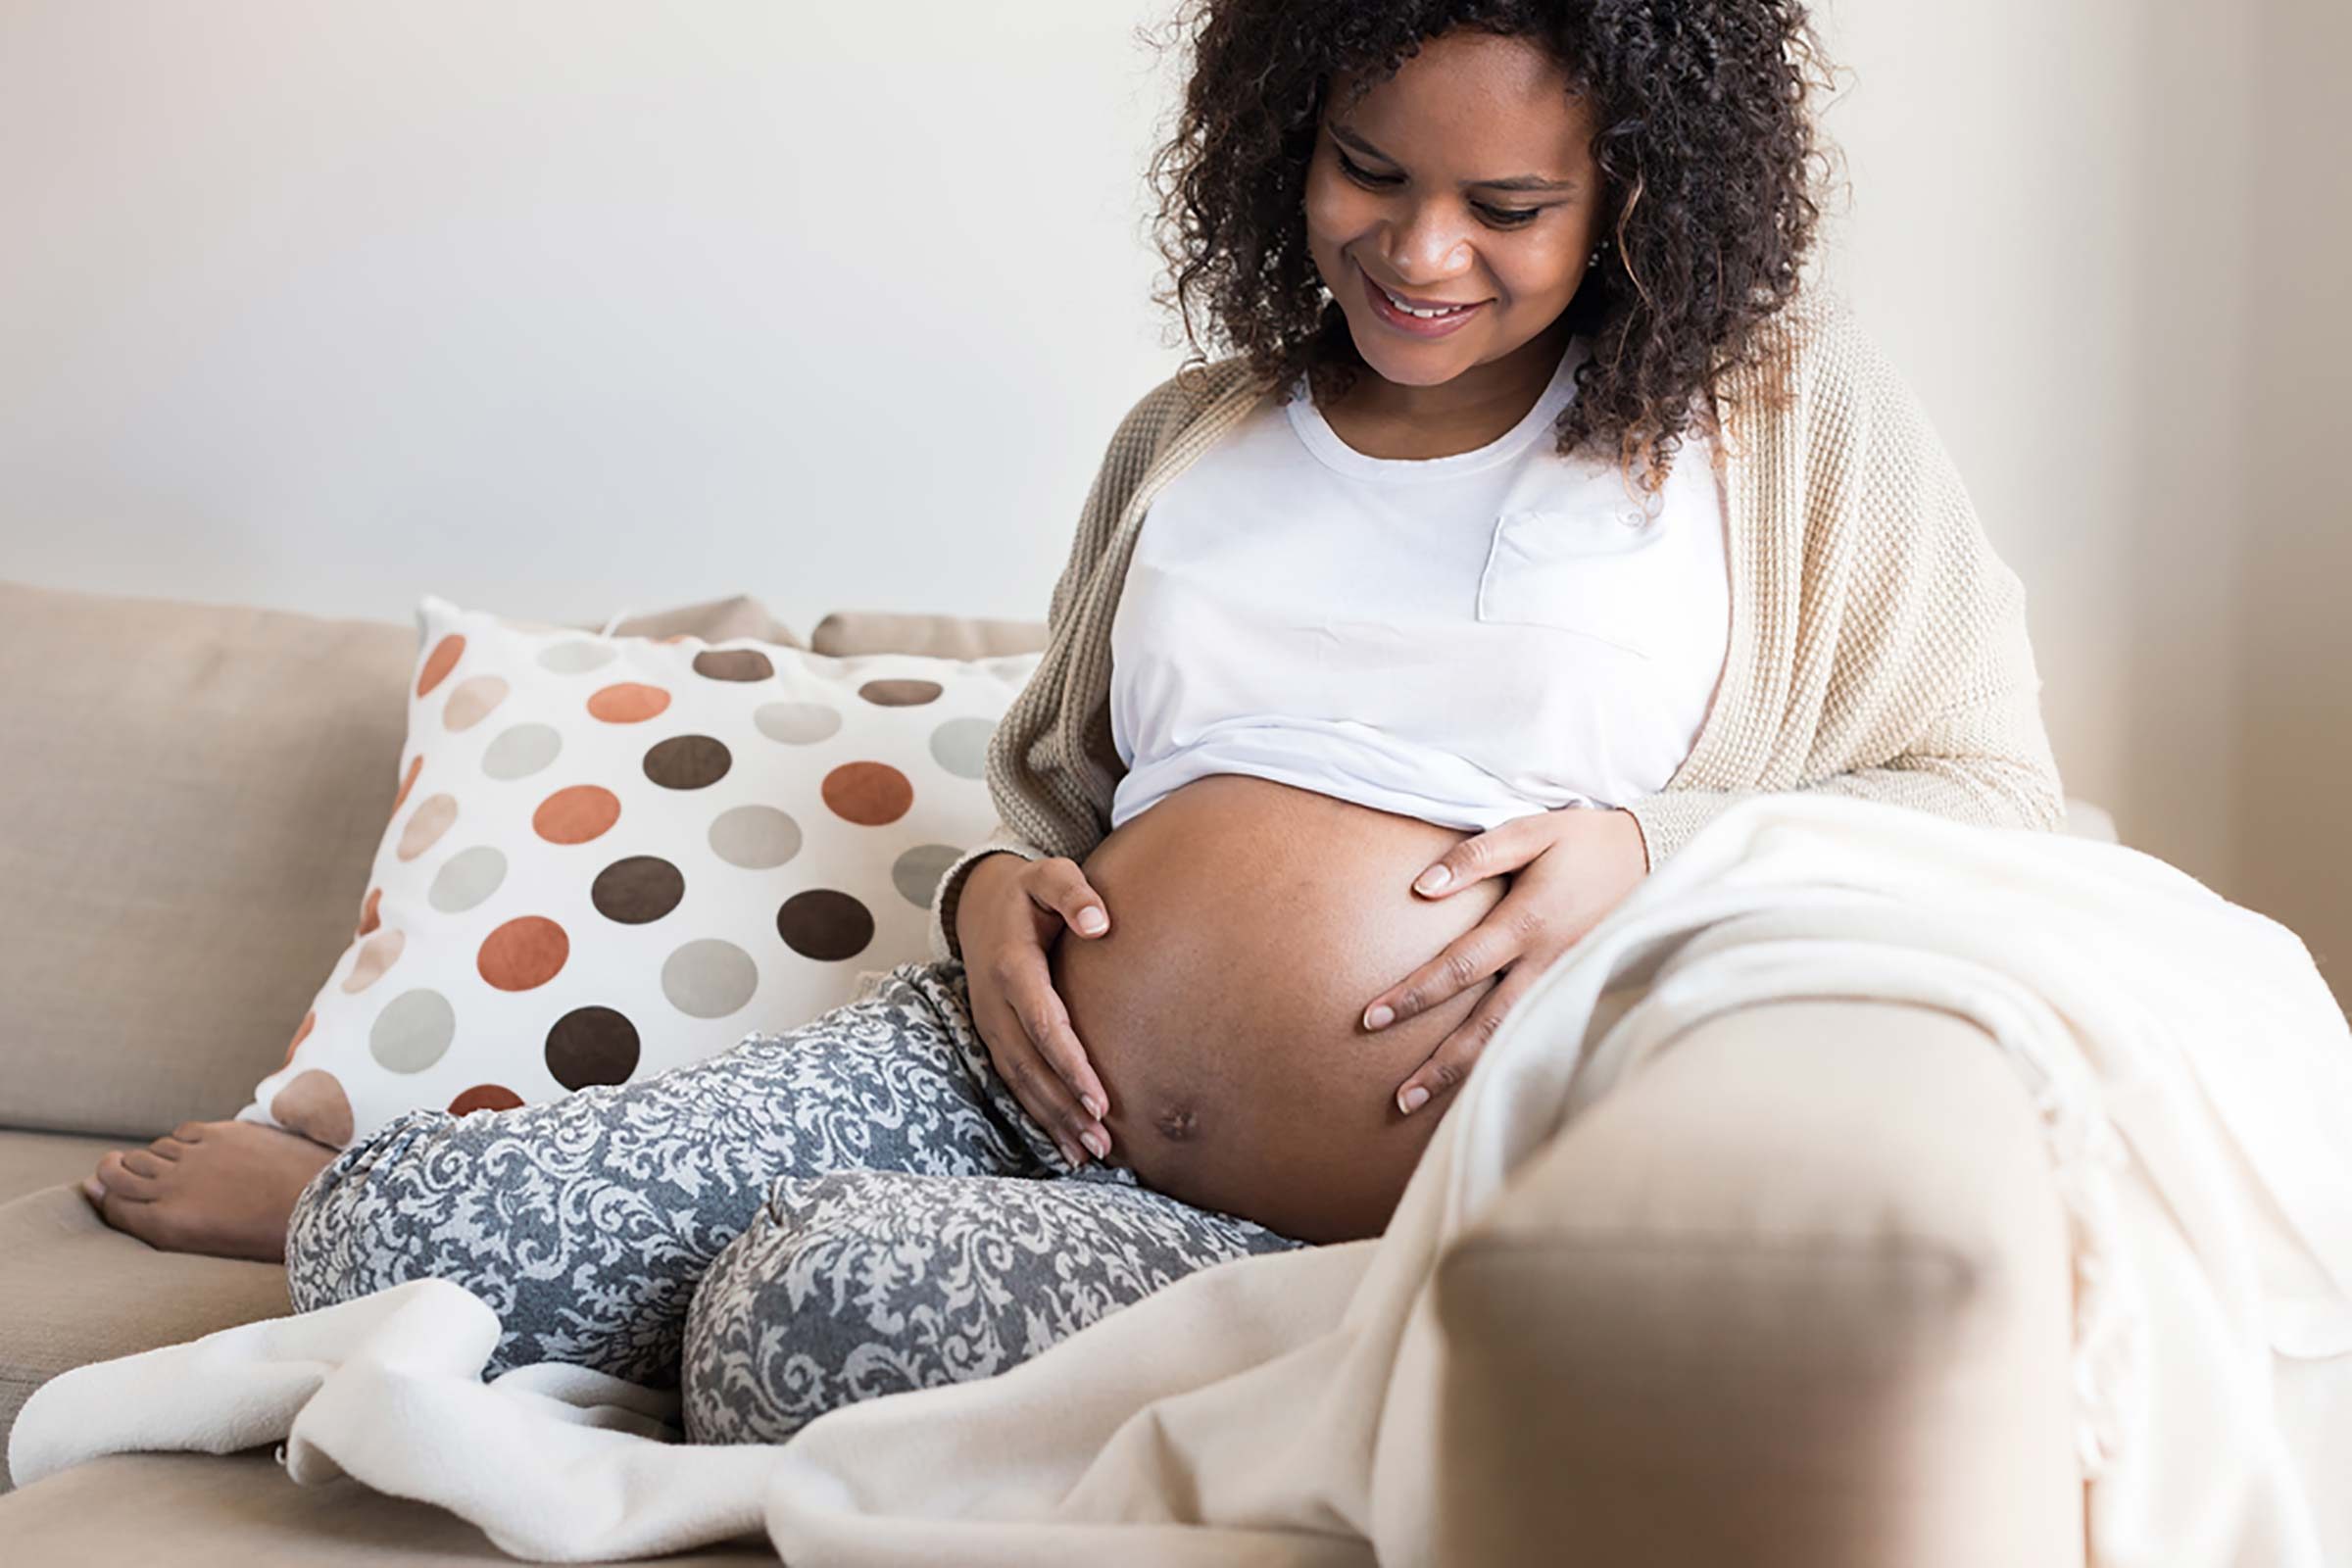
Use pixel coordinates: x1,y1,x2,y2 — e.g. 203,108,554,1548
282,958,1309,1442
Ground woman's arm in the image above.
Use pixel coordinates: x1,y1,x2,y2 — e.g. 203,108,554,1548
1621,684,2067,871
1621,302,2068,872
926,372,1205,963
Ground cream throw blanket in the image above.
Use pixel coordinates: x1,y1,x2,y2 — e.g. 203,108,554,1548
14,794,2351,1566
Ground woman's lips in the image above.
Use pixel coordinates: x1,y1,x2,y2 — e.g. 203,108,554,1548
1358,260,1489,336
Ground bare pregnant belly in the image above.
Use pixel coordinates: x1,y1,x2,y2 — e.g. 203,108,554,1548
1047,774,1505,1245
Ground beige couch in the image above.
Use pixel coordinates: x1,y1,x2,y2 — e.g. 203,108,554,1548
0,578,2106,1565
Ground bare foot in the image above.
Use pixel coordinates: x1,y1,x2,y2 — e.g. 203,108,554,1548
82,1119,340,1263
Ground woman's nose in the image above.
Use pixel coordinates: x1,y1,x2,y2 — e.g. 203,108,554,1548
1379,212,1476,288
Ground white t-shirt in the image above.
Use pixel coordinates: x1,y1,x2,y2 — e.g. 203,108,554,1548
1107,334,1731,833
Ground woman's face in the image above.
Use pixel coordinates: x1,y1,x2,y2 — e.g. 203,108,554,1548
1304,29,1607,392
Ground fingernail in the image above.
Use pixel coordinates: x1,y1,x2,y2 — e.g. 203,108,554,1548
1397,1086,1431,1115
1076,908,1107,935
1059,1140,1084,1166
1082,1094,1104,1120
1363,1004,1395,1031
80,1177,106,1201
1081,1129,1108,1159
1414,866,1450,895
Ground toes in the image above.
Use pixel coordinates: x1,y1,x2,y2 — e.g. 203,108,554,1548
95,1185,174,1248
172,1121,207,1143
148,1136,190,1161
120,1147,173,1181
97,1149,163,1199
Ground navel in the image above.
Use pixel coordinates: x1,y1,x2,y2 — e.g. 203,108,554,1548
1152,1102,1202,1144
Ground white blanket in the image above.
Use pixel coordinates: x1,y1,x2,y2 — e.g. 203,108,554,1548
15,795,2352,1566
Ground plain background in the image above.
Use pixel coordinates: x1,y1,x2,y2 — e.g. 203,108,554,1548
0,1,2343,1012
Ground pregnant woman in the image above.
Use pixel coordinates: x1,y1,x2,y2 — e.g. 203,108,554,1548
83,5,2064,1445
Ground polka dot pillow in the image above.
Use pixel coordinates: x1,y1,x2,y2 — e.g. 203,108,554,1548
236,594,1041,1150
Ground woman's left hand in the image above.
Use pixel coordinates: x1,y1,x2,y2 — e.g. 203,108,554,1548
1364,807,1649,1117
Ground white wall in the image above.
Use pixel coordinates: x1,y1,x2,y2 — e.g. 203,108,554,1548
2238,0,2352,1011
3,1,2342,1003
0,1,1187,633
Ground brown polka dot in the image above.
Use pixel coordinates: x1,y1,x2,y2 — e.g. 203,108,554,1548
693,649,774,682
357,886,382,937
396,794,459,860
533,784,621,845
858,678,943,708
270,1069,353,1148
777,889,875,961
477,915,569,992
283,1009,316,1067
342,929,407,993
416,634,466,698
392,754,423,813
643,735,732,790
587,683,671,723
448,1084,524,1116
545,1006,641,1090
820,761,913,826
591,856,685,924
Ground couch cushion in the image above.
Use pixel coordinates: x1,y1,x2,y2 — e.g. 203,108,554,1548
0,1127,121,1206
0,581,806,1142
0,1185,291,1492
809,609,1048,660
0,1450,779,1562
0,580,420,1139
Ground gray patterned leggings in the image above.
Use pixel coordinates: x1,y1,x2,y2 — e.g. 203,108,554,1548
281,958,1311,1446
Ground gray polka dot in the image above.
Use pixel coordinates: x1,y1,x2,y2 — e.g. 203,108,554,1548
709,805,803,870
482,723,563,780
754,701,843,746
891,843,962,908
928,715,995,779
428,846,508,912
538,640,617,674
662,939,758,1019
369,989,457,1073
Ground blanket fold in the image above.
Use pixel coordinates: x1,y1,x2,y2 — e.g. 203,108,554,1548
13,795,2349,1567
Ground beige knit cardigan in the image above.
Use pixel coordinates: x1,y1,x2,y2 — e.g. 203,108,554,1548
928,289,2067,963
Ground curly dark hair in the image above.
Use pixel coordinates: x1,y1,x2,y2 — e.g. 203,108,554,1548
1139,0,1844,495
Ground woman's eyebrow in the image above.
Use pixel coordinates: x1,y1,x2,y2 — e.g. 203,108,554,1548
1328,122,1579,193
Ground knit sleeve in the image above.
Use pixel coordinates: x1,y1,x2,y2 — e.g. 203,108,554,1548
925,375,1188,964
1618,685,2068,871
1619,311,2067,872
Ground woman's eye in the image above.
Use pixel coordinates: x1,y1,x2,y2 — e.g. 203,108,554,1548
1335,151,1541,227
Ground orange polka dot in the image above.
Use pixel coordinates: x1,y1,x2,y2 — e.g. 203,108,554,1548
392,754,423,813
449,1084,524,1116
821,760,914,826
416,634,466,698
397,794,459,860
357,886,382,937
533,784,621,844
477,915,569,992
342,929,407,993
283,1009,316,1067
587,684,671,723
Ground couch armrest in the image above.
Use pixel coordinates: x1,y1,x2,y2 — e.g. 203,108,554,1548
1430,997,2082,1568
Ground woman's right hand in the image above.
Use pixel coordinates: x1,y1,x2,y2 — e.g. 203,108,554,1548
956,852,1115,1168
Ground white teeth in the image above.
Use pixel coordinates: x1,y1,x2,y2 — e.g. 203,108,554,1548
1380,283,1470,319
